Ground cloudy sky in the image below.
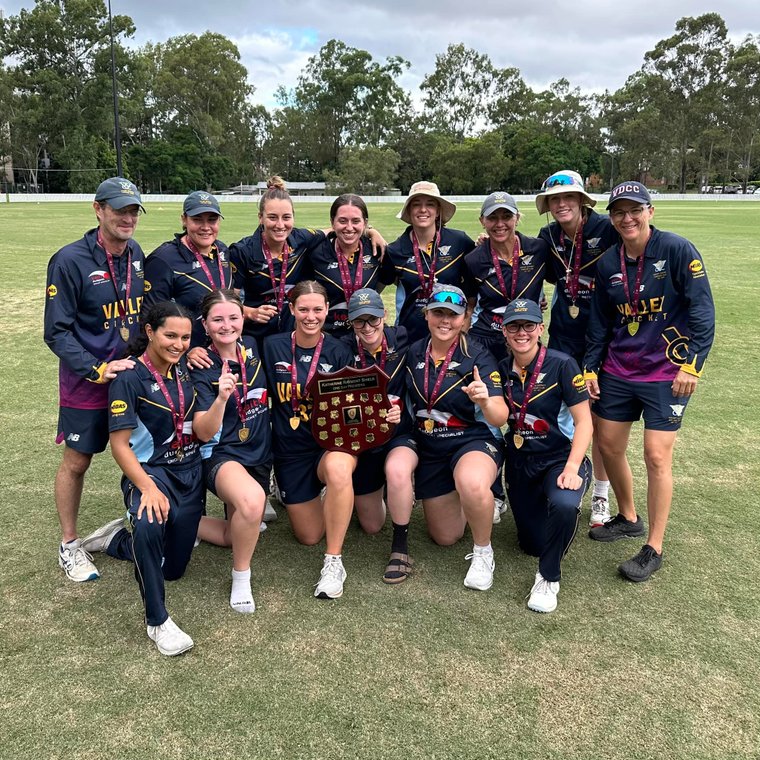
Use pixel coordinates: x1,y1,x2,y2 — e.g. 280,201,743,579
2,1,758,108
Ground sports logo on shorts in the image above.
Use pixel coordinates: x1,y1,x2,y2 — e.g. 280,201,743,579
110,399,128,415
47,284,58,298
670,404,684,417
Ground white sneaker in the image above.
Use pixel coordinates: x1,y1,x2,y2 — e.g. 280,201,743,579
59,540,100,582
464,549,495,591
589,495,612,527
263,498,278,522
492,498,507,524
81,518,124,553
147,616,194,656
314,555,346,599
527,572,560,613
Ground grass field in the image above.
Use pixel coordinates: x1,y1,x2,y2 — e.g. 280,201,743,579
1,199,758,760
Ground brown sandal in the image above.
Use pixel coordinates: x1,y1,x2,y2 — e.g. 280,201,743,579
383,552,414,584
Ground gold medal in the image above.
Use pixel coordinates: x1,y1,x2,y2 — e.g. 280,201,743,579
238,427,250,442
289,416,300,430
569,304,580,319
513,433,524,449
628,321,639,336
424,418,435,433
120,326,130,342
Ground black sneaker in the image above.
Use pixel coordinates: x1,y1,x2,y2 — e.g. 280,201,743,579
618,544,663,582
588,513,645,542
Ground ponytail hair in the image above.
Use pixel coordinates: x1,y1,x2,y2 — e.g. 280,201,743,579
329,193,368,223
288,279,328,306
258,175,293,216
200,288,244,320
125,301,192,357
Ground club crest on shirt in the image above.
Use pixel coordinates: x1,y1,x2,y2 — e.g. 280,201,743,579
521,255,534,266
587,237,601,249
609,273,624,287
319,363,334,372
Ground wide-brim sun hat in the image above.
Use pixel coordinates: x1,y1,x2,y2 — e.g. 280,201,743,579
535,170,597,215
397,181,457,225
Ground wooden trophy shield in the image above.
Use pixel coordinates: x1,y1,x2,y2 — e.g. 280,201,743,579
308,365,395,453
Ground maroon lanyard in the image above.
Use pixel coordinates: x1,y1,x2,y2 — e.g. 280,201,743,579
142,353,186,448
489,236,520,300
424,339,459,415
210,343,248,425
618,245,647,321
261,236,291,315
335,241,365,302
98,230,132,339
505,345,547,432
411,230,441,298
356,333,387,372
559,222,584,304
290,331,324,422
183,235,226,289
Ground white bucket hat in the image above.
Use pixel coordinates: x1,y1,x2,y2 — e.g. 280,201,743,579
535,170,597,215
397,181,457,225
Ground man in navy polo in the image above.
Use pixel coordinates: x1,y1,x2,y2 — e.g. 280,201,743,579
44,177,146,582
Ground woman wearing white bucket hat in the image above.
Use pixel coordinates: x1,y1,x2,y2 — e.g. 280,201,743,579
380,181,475,342
536,169,619,529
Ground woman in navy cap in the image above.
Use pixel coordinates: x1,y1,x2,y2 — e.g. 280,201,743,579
464,191,549,363
584,182,715,582
535,169,619,529
406,284,507,592
143,190,232,355
474,299,593,612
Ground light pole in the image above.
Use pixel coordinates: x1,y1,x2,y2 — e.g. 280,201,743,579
108,0,123,177
602,151,615,191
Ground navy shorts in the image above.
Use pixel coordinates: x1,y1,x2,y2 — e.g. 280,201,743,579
415,438,504,500
203,458,271,499
273,449,328,505
57,406,109,454
593,372,690,431
352,434,417,496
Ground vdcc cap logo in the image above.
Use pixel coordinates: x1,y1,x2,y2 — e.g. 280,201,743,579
110,399,128,414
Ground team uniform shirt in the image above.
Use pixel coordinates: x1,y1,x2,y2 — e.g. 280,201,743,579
380,227,475,342
465,233,548,342
539,210,619,360
143,234,232,348
584,226,715,382
44,228,145,409
310,236,383,335
406,337,503,457
228,227,324,339
192,337,271,468
108,358,200,468
263,332,354,459
498,347,589,459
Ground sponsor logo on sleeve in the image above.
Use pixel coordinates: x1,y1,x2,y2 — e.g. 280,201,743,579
573,374,585,392
689,259,705,277
110,400,128,415
47,284,58,298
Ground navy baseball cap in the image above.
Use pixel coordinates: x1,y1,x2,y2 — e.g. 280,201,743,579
502,299,543,325
424,283,467,314
94,177,145,211
348,288,385,320
607,182,652,210
481,191,518,218
183,190,223,218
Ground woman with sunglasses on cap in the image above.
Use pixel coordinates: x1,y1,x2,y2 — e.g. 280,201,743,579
379,181,475,343
464,192,548,363
263,281,372,600
310,194,387,336
584,182,715,583
535,169,620,528
342,289,413,583
143,191,232,359
191,289,271,614
406,283,507,591
474,299,593,612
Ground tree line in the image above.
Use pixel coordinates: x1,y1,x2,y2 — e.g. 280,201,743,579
1,2,758,195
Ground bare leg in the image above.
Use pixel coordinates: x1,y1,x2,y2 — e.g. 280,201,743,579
55,447,94,542
595,418,636,521
317,452,357,555
453,451,498,546
353,489,386,534
642,429,677,553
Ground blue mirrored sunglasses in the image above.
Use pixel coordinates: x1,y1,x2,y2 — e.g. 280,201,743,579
542,174,582,191
428,291,466,308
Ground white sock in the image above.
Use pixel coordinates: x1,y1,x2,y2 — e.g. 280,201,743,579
230,567,255,614
473,542,493,555
325,553,342,561
593,480,610,499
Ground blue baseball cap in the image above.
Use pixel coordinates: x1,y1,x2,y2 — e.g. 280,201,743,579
94,177,145,212
424,283,467,315
183,191,223,218
607,182,652,210
481,191,518,218
348,288,385,320
502,299,543,325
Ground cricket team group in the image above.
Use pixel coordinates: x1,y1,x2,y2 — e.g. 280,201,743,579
43,170,715,656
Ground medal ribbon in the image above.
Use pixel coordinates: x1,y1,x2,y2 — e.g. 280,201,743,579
290,331,325,421
505,345,547,433
618,244,647,322
411,230,441,298
356,333,387,372
142,352,186,448
209,343,248,425
559,223,584,304
98,230,132,332
423,338,459,416
489,236,520,301
335,241,365,302
261,236,291,316
183,234,226,289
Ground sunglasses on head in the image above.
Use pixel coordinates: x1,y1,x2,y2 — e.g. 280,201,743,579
542,174,581,191
428,291,466,308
